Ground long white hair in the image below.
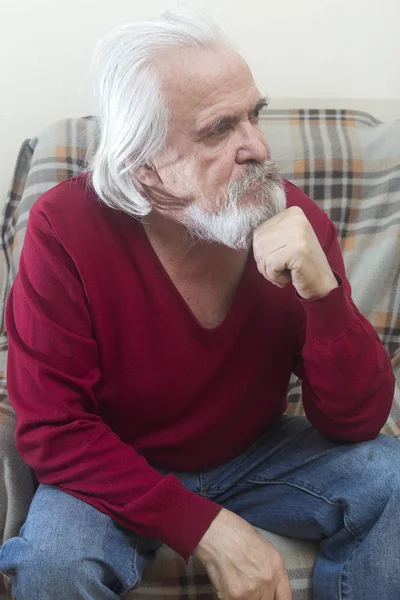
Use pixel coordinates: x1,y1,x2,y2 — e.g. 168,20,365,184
89,7,231,217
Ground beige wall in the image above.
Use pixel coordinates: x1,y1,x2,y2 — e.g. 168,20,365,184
1,0,399,203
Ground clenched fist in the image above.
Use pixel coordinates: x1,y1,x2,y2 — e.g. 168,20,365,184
253,206,338,300
194,508,292,600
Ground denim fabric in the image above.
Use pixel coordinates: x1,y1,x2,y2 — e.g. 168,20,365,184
1,416,399,599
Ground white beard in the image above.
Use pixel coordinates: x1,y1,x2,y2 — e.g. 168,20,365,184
180,177,287,250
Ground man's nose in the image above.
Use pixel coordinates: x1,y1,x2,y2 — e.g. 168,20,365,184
235,127,271,164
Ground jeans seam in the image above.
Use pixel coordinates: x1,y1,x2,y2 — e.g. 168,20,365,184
211,474,340,503
338,533,361,600
199,471,208,496
212,475,365,535
248,477,343,505
337,507,363,600
128,544,139,592
249,477,364,538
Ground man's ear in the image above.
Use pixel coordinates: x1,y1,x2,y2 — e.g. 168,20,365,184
135,163,161,187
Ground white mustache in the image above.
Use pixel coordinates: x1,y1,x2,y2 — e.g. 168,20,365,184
227,159,282,202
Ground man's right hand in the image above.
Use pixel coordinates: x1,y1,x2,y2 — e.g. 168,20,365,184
193,508,292,600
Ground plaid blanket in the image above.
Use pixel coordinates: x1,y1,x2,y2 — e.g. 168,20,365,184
0,109,399,600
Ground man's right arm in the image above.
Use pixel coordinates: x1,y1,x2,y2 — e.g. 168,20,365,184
6,207,220,561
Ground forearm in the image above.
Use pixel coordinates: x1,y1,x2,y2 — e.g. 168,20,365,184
297,284,394,441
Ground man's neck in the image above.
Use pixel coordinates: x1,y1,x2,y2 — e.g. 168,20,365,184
140,211,250,328
141,210,249,280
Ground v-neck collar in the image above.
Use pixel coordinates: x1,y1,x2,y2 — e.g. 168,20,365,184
137,222,257,334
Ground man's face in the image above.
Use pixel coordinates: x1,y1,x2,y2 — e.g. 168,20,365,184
143,46,285,248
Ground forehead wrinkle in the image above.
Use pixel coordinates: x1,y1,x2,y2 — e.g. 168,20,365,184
195,84,260,134
195,96,233,128
159,47,257,142
191,66,253,111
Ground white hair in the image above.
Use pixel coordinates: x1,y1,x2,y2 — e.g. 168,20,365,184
88,7,232,217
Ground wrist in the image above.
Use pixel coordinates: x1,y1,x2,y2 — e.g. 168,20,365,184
317,272,339,298
193,508,229,562
301,271,338,300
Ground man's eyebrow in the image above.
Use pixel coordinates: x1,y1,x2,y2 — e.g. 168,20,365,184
194,96,269,138
253,96,269,114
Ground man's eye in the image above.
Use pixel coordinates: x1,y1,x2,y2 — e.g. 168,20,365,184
211,124,231,136
251,109,261,121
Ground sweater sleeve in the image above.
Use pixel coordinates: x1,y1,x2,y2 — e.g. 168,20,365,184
292,218,395,441
5,208,221,561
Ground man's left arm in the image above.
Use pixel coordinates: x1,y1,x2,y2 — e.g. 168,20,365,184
253,206,395,442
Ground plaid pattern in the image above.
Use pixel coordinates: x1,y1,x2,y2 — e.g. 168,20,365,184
0,137,35,402
267,110,400,435
124,529,316,600
0,109,400,600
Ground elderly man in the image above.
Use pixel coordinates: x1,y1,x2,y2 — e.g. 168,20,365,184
0,8,398,600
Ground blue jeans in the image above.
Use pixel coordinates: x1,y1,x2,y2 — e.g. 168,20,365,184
0,415,399,599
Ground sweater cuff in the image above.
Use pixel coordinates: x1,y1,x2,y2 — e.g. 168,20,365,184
298,273,356,343
157,479,222,562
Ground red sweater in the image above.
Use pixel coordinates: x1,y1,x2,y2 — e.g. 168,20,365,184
6,175,394,560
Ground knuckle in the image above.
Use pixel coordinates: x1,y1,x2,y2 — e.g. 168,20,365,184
265,267,276,282
229,588,246,600
228,579,260,599
298,238,309,255
288,205,304,218
246,581,259,595
273,554,286,575
260,571,274,585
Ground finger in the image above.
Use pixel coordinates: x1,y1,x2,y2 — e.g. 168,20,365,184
255,252,293,287
274,575,292,600
269,269,292,286
260,588,276,600
256,263,291,288
253,243,288,268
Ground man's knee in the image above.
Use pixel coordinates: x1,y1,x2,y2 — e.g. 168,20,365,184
345,434,400,520
361,434,400,481
0,534,109,599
